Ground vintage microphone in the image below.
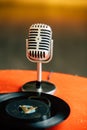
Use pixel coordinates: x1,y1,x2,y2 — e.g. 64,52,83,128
22,23,56,95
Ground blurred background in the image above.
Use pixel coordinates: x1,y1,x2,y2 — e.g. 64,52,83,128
0,0,87,77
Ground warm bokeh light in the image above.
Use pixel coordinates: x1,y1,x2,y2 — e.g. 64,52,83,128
0,0,87,25
8,0,87,6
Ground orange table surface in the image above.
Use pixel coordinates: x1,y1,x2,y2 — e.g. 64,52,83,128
0,70,87,130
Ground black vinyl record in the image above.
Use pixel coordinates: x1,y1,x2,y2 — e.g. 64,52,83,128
0,92,70,130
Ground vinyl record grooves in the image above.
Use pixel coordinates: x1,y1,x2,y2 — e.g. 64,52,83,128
0,92,70,130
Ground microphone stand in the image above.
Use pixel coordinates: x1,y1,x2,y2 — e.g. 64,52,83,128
22,60,56,95
36,62,42,94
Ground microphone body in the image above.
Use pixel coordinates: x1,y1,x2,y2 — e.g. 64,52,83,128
26,23,53,63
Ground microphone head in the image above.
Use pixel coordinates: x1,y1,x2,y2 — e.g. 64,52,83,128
26,23,53,63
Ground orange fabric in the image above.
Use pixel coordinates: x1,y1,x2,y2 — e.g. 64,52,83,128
0,70,87,130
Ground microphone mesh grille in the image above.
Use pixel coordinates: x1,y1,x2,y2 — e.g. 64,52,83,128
27,23,52,62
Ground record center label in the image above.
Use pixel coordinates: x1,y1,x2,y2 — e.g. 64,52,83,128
19,105,37,114
5,99,50,120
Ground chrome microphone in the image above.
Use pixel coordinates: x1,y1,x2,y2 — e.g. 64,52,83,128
26,23,53,63
22,23,56,95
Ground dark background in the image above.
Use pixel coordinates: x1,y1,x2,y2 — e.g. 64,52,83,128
0,1,87,77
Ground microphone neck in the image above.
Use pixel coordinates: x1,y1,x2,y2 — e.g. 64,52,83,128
37,62,42,82
36,62,42,94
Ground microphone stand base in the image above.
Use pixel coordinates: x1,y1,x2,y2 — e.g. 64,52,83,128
21,81,56,95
